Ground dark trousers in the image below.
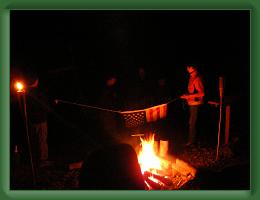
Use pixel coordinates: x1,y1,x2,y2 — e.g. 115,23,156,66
31,121,48,162
188,105,200,143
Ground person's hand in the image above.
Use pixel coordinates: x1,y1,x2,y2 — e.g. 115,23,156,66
180,94,189,99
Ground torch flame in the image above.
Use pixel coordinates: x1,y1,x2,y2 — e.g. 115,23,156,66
15,81,25,93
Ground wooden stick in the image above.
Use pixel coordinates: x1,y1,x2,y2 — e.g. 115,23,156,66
225,105,231,145
144,171,172,186
216,77,224,160
144,176,163,190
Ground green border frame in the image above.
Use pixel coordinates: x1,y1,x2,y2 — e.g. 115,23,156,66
0,0,258,199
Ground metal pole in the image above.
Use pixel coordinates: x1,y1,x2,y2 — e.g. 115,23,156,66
23,93,36,186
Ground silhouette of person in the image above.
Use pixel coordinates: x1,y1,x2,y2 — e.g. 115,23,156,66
123,67,153,110
98,74,123,141
26,76,51,167
153,75,172,138
79,143,145,190
120,67,155,151
180,65,205,146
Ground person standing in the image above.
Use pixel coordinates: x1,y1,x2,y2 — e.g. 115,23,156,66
98,74,122,142
27,77,50,167
152,75,172,156
180,65,205,146
123,67,153,110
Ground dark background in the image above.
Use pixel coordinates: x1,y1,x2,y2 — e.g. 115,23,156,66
10,10,250,163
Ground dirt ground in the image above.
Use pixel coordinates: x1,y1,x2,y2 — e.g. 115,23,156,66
10,138,250,190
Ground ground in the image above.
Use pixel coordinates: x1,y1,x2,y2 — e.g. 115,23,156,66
10,137,250,190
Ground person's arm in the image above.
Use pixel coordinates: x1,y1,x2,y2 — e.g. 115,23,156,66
193,77,205,97
180,77,205,99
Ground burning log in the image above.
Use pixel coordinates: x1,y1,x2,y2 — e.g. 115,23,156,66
137,133,197,190
144,171,173,186
142,166,195,190
172,159,196,178
145,178,164,190
143,174,165,190
143,171,188,190
157,155,176,175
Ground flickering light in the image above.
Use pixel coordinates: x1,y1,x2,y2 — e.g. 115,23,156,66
15,81,25,93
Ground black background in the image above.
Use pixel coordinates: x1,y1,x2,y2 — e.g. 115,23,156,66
10,10,250,163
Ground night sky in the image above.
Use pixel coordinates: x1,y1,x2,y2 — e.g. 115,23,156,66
11,10,250,102
10,10,250,161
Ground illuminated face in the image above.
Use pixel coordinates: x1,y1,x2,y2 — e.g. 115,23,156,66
187,66,196,74
138,68,145,79
106,77,117,87
158,79,166,86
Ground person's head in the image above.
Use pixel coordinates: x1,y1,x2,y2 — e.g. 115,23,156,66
158,78,166,87
106,77,117,87
186,65,198,75
105,72,117,87
138,67,145,79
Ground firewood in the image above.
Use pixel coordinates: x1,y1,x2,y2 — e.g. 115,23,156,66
144,176,164,190
172,159,196,177
144,171,172,186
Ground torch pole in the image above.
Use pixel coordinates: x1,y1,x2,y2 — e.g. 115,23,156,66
22,93,36,186
216,77,224,161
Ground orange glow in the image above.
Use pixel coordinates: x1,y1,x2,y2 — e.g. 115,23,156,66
138,134,162,174
137,133,197,190
15,81,25,93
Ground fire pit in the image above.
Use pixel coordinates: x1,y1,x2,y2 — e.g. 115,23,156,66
137,134,196,190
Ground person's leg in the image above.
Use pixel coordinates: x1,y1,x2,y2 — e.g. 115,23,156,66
31,124,40,164
38,122,48,161
187,106,199,145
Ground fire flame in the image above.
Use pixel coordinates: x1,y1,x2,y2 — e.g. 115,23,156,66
137,133,197,190
138,134,161,174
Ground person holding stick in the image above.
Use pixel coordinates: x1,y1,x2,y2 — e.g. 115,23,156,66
27,76,51,167
180,65,205,146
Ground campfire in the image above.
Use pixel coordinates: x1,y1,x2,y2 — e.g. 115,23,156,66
137,134,196,190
